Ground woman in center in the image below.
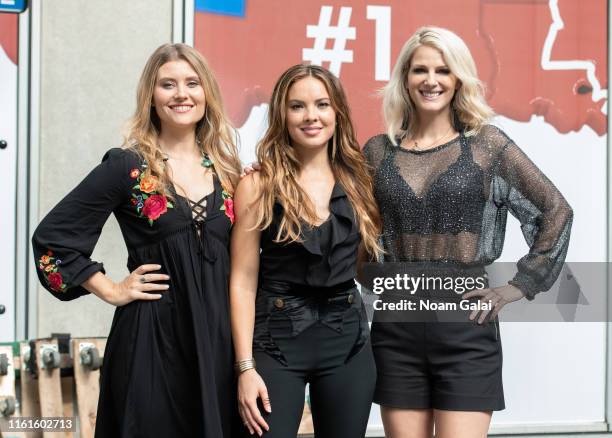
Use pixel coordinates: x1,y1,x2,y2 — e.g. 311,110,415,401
230,64,380,438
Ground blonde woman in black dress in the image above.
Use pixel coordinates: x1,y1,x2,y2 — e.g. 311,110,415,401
32,44,242,437
365,27,572,438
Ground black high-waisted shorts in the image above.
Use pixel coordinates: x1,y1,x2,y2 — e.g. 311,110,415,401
370,264,505,411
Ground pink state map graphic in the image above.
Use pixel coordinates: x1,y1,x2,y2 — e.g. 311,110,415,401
196,0,607,142
0,13,18,65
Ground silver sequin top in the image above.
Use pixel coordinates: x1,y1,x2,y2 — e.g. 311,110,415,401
364,124,573,300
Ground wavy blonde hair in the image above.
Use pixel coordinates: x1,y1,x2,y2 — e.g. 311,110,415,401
253,64,382,257
124,43,241,196
383,26,494,144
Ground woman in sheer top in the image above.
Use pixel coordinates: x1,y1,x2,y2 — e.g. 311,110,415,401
364,26,572,438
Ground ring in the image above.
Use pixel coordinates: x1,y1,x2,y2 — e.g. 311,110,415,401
139,275,146,284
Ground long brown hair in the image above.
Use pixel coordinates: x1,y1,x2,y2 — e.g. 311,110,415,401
123,43,241,196
254,64,382,257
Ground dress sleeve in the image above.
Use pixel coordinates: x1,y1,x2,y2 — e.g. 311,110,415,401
32,148,133,301
492,133,573,300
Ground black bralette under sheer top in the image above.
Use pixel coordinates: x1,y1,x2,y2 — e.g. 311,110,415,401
363,124,573,300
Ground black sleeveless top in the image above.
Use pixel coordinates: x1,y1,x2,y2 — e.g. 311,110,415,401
258,182,360,288
253,182,369,365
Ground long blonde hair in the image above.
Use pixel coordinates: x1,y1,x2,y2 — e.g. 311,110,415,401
253,64,382,258
383,26,494,144
124,43,241,196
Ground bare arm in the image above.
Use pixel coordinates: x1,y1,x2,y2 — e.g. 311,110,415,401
229,174,269,436
230,173,261,362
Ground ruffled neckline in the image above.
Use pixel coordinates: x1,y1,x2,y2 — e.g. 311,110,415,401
299,182,356,257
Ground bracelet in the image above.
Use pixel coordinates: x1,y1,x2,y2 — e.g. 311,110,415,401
235,358,256,374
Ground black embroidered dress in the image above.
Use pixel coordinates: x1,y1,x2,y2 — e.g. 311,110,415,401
32,148,239,438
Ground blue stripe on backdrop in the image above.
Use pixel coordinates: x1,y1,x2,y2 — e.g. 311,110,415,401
195,0,246,17
0,0,27,14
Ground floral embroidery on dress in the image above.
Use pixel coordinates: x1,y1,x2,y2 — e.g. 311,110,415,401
130,162,174,226
38,250,66,292
221,190,235,224
201,154,234,225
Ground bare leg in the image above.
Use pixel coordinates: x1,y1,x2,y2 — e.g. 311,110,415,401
433,410,492,438
381,406,434,438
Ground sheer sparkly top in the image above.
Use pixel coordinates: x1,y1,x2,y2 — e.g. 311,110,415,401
364,124,573,300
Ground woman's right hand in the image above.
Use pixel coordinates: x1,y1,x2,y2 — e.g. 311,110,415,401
238,369,271,436
104,264,169,306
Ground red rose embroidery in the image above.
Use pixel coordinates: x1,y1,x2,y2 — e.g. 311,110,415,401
47,272,64,291
130,163,174,226
142,195,168,221
224,198,235,224
220,189,234,226
38,251,66,292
